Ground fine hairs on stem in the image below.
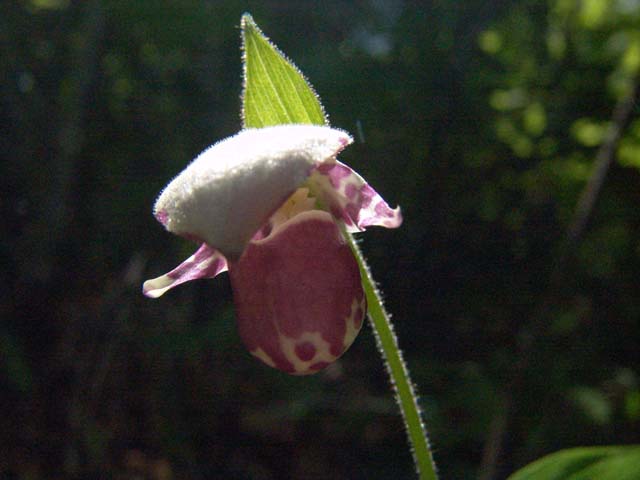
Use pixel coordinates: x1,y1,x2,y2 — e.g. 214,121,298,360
345,231,438,480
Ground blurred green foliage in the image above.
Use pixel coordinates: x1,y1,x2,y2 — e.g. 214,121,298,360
1,0,639,479
508,445,640,480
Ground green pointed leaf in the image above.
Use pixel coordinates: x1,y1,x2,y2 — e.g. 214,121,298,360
241,13,326,128
508,445,640,480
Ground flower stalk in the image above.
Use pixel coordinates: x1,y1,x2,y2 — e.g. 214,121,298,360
345,232,438,480
241,12,439,477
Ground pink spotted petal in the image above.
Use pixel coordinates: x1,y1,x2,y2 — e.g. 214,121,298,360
229,210,366,375
143,243,228,298
308,161,403,232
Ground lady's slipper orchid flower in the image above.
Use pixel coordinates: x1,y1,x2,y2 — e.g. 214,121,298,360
143,125,402,375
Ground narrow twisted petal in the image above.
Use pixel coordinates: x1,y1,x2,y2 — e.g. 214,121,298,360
154,125,352,259
143,243,228,298
307,161,403,232
229,210,365,375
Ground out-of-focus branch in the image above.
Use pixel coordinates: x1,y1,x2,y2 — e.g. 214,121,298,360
557,79,639,281
478,76,640,480
526,77,638,355
478,397,508,480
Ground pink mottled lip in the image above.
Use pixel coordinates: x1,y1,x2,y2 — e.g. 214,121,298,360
229,210,365,375
143,126,400,374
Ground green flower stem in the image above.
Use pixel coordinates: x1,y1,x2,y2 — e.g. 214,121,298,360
345,232,438,480
241,14,437,478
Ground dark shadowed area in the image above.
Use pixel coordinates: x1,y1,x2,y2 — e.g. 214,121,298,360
1,0,639,478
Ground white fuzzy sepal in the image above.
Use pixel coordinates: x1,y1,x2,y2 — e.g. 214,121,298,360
154,125,352,258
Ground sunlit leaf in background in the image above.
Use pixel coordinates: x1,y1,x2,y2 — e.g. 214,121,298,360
508,446,640,480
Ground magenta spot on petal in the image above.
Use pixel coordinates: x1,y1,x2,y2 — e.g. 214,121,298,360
333,164,352,178
345,183,357,200
331,165,351,188
319,163,352,189
250,340,296,373
375,201,391,216
310,361,330,371
295,342,317,362
360,184,376,208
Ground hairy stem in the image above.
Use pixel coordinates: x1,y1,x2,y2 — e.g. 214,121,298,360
346,233,438,480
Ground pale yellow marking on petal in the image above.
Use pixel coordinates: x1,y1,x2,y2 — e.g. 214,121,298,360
196,255,216,270
144,249,205,298
275,296,366,374
250,347,277,369
142,274,176,298
343,297,364,348
279,331,337,375
268,188,316,230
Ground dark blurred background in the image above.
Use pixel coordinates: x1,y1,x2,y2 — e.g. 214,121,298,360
1,0,639,478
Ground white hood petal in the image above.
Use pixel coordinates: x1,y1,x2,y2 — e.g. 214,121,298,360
154,125,352,258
